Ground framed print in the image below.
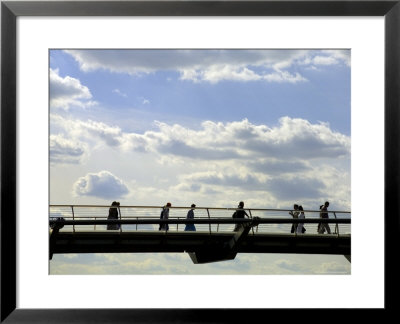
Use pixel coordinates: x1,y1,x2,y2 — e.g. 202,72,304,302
1,0,399,322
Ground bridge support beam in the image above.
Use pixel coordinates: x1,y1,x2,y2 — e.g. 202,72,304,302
188,219,258,264
49,228,60,260
49,226,350,260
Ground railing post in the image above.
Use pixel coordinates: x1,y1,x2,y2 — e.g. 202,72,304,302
118,206,122,232
248,209,254,235
136,217,138,231
177,217,179,231
334,212,339,236
94,217,96,231
206,208,211,234
71,206,75,233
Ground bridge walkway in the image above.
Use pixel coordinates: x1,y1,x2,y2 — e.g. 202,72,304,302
49,205,351,263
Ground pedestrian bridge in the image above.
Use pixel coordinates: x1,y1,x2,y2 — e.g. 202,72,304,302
49,205,351,264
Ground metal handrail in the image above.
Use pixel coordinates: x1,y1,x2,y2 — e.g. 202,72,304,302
50,205,351,236
49,204,351,214
49,218,351,225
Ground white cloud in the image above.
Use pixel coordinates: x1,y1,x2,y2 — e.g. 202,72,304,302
51,114,124,147
72,170,129,199
248,159,311,174
179,170,267,190
274,259,304,272
173,167,331,203
180,66,307,84
298,50,350,69
50,134,87,164
313,55,339,66
50,68,96,110
63,49,348,84
314,261,351,274
112,89,127,97
262,71,307,83
82,120,123,147
63,254,79,259
321,50,351,67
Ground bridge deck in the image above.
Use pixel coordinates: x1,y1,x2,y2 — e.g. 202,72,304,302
51,230,350,256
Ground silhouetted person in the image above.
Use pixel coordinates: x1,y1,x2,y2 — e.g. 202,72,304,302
159,202,171,231
107,201,120,230
318,201,331,234
185,204,196,231
296,205,306,234
289,204,300,233
233,201,249,231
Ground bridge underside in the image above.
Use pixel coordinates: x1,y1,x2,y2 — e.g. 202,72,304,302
50,231,351,263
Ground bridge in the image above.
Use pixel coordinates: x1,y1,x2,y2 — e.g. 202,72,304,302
49,205,351,264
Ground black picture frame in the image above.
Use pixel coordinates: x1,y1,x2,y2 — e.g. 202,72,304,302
1,0,398,322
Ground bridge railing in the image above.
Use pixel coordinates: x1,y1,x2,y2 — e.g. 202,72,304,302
49,205,351,236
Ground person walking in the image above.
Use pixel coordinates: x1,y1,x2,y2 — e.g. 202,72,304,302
185,204,196,231
232,201,249,231
289,204,300,233
107,201,120,230
159,202,171,231
318,201,331,234
296,205,306,234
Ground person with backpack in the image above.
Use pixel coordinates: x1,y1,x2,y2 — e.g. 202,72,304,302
159,202,171,231
232,201,249,231
185,204,197,231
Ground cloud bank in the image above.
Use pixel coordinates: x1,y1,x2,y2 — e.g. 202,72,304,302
51,114,350,209
64,49,350,84
51,116,350,162
124,118,350,161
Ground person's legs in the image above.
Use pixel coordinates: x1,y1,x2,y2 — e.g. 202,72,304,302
325,224,331,234
320,223,330,234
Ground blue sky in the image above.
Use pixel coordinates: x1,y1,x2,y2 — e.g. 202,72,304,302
49,49,351,274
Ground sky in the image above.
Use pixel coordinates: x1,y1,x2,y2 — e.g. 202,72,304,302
49,49,351,275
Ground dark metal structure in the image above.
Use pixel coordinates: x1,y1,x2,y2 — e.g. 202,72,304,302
49,217,351,263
